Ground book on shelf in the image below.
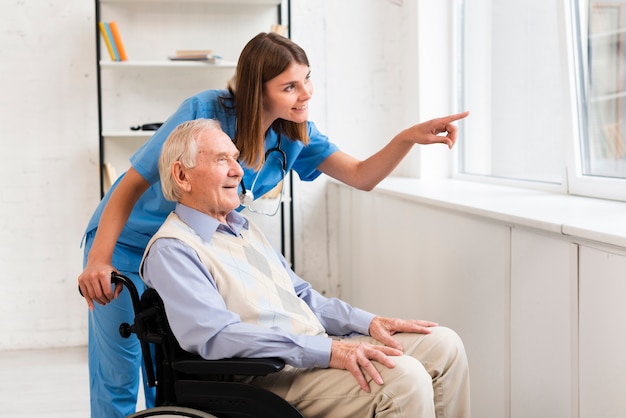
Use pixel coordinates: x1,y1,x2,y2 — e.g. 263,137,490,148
168,49,222,63
108,21,128,61
103,22,120,61
102,162,118,192
98,21,128,61
98,21,117,61
270,24,288,36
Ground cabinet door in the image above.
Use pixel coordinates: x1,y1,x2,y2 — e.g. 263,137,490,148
510,229,578,418
335,188,511,418
579,246,626,418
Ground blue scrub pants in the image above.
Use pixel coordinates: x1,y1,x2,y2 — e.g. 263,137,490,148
84,232,156,417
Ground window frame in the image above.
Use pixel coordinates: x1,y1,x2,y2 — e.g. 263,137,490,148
567,0,626,201
452,0,626,202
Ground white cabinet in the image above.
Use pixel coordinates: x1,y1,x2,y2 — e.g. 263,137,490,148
95,0,286,193
510,228,578,418
330,184,511,418
330,181,626,418
579,246,626,418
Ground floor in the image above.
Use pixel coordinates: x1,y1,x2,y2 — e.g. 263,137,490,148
0,346,145,417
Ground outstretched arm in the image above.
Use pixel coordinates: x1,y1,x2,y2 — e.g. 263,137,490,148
78,167,150,310
317,111,470,191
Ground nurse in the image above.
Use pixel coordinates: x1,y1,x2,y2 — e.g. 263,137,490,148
78,31,469,418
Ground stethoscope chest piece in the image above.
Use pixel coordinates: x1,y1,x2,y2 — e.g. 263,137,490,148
238,133,285,208
239,189,254,206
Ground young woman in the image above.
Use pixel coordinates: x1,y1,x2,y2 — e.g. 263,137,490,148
78,32,469,418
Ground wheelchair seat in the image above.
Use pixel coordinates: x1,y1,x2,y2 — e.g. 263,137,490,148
113,272,304,418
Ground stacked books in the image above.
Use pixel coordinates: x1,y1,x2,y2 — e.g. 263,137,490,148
98,21,128,61
168,50,222,63
270,24,288,36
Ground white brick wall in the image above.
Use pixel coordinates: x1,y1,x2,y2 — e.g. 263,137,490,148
0,0,424,350
0,0,99,350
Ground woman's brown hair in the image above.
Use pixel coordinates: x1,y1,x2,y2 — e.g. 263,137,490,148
228,32,310,170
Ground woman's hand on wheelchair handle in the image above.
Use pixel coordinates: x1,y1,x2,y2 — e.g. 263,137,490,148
78,262,122,310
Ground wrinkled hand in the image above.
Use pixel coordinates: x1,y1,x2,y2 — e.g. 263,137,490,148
329,340,402,392
402,111,470,149
369,317,439,351
77,262,122,310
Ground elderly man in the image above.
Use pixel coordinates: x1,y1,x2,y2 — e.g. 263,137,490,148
140,118,471,417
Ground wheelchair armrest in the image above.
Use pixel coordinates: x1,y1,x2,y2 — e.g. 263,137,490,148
173,356,286,377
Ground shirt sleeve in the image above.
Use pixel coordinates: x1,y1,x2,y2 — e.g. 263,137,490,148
142,237,332,368
290,121,340,182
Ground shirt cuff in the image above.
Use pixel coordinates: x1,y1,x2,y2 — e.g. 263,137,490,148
350,308,377,336
301,335,333,368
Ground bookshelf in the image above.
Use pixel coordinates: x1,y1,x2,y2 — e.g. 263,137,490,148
99,60,237,69
95,0,288,196
94,0,294,268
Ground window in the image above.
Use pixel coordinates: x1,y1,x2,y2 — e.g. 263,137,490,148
457,0,626,201
575,0,626,179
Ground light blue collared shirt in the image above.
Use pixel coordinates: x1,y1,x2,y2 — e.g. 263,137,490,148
141,203,376,369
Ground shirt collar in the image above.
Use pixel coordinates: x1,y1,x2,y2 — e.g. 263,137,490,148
174,202,249,241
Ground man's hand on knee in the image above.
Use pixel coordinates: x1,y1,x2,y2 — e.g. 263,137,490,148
329,340,402,392
369,316,439,351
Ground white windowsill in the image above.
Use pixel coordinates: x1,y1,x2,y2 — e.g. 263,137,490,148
365,177,626,249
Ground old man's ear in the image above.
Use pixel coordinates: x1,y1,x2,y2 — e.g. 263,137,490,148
171,161,192,192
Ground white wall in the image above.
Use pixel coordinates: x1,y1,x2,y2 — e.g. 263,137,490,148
290,0,453,295
0,0,444,350
0,1,99,350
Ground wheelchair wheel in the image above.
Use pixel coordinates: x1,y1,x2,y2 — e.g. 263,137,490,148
126,406,218,418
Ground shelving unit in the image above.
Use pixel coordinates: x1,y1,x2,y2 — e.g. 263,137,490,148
94,0,294,267
95,0,287,194
99,60,238,69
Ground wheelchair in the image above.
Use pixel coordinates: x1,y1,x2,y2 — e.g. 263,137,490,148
109,272,305,418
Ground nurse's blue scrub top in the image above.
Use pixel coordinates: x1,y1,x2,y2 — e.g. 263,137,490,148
84,89,338,270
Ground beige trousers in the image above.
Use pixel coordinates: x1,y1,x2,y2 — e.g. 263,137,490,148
248,326,471,418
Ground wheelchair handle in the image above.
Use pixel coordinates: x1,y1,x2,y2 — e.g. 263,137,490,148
78,272,157,387
77,272,142,311
110,272,142,312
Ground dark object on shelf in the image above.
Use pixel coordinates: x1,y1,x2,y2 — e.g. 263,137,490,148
131,123,163,131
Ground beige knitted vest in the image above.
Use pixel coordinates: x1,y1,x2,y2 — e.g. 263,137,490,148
143,212,327,337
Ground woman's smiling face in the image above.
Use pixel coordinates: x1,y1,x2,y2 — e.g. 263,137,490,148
262,63,313,126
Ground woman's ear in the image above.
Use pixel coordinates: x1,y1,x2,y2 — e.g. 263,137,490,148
171,161,192,193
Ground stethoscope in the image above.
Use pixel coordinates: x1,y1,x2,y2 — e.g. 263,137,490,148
239,134,287,206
